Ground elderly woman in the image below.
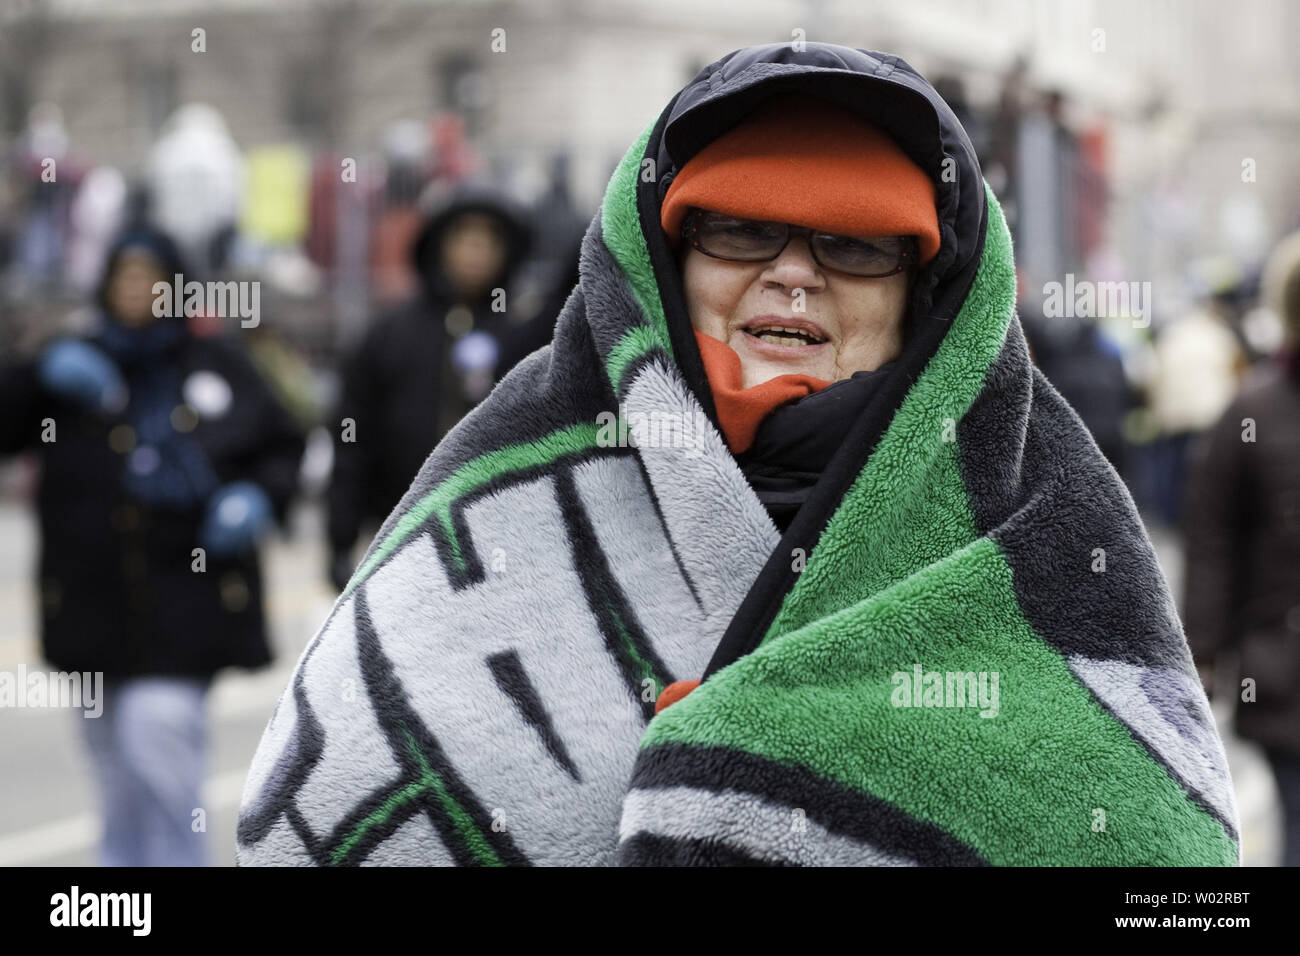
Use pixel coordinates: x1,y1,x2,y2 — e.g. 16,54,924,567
238,42,1238,866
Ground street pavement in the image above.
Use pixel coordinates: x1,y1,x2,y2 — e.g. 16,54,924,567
0,496,333,866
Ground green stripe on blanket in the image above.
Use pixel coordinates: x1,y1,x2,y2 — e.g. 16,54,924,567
343,421,602,595
600,122,674,393
638,533,1237,865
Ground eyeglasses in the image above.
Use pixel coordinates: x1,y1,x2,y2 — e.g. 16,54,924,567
681,209,917,278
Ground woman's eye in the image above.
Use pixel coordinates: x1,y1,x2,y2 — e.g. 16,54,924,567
825,236,881,255
721,221,772,238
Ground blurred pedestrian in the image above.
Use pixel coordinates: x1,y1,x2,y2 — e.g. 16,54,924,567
0,225,304,866
146,104,244,278
326,180,531,591
495,235,581,379
1022,301,1133,476
1147,292,1246,526
368,119,436,305
1185,230,1300,866
9,103,86,292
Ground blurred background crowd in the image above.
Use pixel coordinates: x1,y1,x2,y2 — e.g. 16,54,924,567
0,0,1298,867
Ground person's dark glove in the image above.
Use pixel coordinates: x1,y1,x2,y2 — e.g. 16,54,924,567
200,481,273,558
328,547,355,593
37,339,128,414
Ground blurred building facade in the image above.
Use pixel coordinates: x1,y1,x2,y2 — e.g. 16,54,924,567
2,0,1297,270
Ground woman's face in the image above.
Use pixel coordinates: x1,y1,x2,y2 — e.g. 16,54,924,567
107,250,169,328
439,212,508,300
682,234,910,388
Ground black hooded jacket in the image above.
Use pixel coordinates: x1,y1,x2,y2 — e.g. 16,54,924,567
326,182,534,561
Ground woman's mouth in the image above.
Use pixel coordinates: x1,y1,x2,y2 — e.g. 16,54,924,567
745,326,824,346
738,316,830,350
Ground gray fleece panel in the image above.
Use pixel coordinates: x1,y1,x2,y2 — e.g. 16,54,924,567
1068,655,1238,835
621,361,779,611
236,356,777,864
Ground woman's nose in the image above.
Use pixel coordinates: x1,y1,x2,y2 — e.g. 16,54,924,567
760,236,825,293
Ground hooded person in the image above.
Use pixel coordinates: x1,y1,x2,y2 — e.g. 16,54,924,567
1184,229,1300,866
326,179,533,591
0,224,305,866
240,43,1239,866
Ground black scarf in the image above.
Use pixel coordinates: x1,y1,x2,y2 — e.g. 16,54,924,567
736,361,898,532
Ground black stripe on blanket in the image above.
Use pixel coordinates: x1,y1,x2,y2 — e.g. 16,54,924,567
629,450,705,614
553,464,676,720
235,637,327,857
620,832,791,867
346,589,532,866
487,649,582,782
956,320,1188,670
627,742,988,866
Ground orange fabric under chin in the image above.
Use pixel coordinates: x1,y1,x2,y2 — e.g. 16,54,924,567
693,329,832,454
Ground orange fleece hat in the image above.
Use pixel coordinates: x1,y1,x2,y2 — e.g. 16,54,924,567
660,93,940,264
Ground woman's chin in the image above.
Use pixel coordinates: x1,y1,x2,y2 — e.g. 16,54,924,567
731,330,832,386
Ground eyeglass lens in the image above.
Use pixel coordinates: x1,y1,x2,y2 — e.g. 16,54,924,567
691,213,911,276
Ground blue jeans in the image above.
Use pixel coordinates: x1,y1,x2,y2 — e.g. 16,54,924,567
79,675,210,867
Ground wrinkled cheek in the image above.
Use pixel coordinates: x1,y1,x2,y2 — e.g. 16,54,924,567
682,255,756,336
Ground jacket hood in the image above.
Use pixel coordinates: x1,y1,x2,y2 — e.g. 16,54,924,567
603,42,988,432
409,179,534,304
95,224,191,322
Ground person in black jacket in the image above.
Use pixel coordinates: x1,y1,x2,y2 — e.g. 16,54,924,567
0,226,305,866
326,180,532,590
1185,230,1300,866
1020,300,1133,478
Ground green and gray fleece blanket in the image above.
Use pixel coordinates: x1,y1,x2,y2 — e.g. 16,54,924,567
237,44,1239,866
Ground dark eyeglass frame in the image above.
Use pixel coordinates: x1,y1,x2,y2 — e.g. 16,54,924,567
680,208,917,278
